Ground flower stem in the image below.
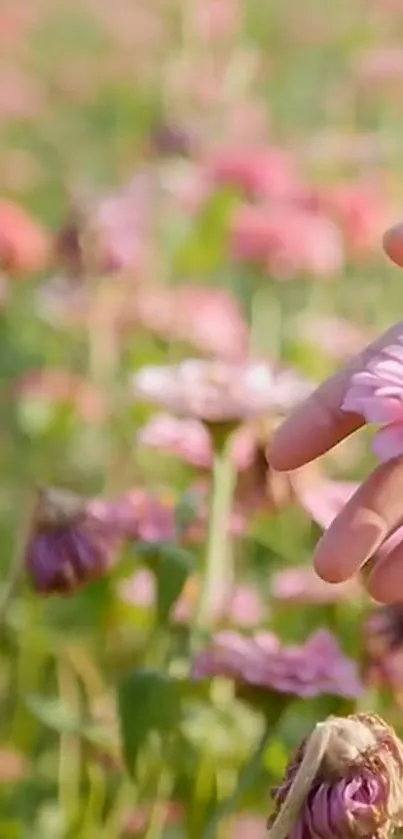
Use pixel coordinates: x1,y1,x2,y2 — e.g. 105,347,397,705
57,660,82,833
197,438,237,629
202,726,271,839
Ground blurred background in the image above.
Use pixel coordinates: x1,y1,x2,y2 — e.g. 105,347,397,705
1,0,403,836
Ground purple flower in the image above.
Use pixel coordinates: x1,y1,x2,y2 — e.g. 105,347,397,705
25,487,118,595
192,629,363,700
268,713,403,839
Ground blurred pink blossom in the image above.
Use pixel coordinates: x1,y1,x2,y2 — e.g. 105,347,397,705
230,205,344,279
364,605,403,703
15,369,106,423
192,0,241,41
0,200,50,275
206,146,302,202
355,47,403,88
295,313,373,362
342,337,403,461
132,359,313,423
123,284,248,361
119,568,264,627
306,180,393,258
137,414,256,470
295,478,359,530
271,565,360,605
192,629,363,699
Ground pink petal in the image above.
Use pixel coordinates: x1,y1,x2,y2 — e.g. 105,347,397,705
372,423,403,462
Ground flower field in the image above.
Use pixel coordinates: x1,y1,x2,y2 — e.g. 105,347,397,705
2,0,403,836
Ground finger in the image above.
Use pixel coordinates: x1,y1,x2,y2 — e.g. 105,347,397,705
365,525,403,602
312,457,403,583
270,322,403,471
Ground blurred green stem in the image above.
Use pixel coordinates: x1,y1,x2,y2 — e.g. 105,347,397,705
0,493,35,627
202,726,271,839
58,660,82,833
80,763,107,839
250,281,282,358
144,764,173,839
197,436,236,629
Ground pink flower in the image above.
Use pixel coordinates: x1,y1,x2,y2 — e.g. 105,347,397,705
15,369,106,424
271,566,360,605
137,414,257,471
295,314,373,362
192,629,363,699
119,569,264,627
122,285,248,361
342,338,403,461
295,478,360,529
132,359,313,424
0,200,50,276
230,205,344,279
206,147,302,202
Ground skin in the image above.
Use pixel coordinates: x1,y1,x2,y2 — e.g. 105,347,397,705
269,322,403,604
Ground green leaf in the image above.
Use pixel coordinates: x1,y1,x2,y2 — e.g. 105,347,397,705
135,543,194,624
117,669,182,778
0,822,23,839
25,695,81,734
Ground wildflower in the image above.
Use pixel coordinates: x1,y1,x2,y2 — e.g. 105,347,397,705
192,629,363,699
268,713,403,839
119,569,264,627
295,313,373,362
136,414,256,471
15,369,106,424
0,200,49,275
25,487,119,595
271,565,360,605
206,147,302,202
230,205,344,279
132,359,313,426
295,478,360,530
342,336,403,461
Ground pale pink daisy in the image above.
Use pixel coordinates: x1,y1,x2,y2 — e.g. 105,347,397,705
132,359,313,424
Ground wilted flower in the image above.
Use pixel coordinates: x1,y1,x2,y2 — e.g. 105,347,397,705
192,629,363,699
342,335,403,461
0,199,49,275
25,487,120,595
132,359,313,426
230,205,344,279
268,713,403,839
271,565,360,605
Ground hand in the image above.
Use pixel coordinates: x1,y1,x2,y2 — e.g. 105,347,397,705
270,322,403,604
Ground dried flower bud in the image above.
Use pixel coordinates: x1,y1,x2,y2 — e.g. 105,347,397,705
25,487,117,595
268,713,403,839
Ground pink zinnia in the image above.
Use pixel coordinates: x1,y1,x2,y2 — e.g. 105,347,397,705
206,146,302,202
342,337,403,461
192,629,363,699
230,205,344,279
271,566,360,605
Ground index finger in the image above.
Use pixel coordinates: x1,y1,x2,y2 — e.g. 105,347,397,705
269,323,403,471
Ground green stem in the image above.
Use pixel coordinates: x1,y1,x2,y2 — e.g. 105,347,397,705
202,726,271,839
196,439,237,629
58,660,82,833
250,282,282,359
144,765,173,839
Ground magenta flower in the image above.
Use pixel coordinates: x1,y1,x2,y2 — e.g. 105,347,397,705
192,629,363,699
271,566,360,606
342,337,403,461
25,488,119,595
132,359,313,425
